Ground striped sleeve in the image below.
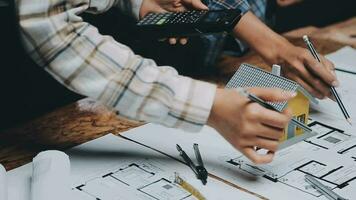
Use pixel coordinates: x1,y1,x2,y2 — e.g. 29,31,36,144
17,0,217,132
88,0,143,19
208,0,250,14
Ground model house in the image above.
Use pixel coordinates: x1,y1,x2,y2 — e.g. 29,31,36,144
226,63,317,142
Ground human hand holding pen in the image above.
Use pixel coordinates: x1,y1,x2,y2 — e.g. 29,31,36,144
207,88,294,164
278,42,339,99
261,37,338,99
233,12,338,100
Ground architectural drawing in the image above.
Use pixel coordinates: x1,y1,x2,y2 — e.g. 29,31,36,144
225,120,356,199
74,159,195,200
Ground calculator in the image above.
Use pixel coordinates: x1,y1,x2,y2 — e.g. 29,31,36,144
136,9,242,38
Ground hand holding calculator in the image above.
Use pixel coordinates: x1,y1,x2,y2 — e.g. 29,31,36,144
136,9,242,38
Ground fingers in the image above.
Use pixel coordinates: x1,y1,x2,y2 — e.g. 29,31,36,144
245,103,290,130
292,59,332,98
321,56,335,71
259,108,292,129
303,51,339,87
321,55,336,76
242,147,275,164
168,38,188,45
293,76,324,99
248,88,297,102
254,125,284,141
179,38,188,45
181,0,208,10
255,137,280,152
169,38,177,45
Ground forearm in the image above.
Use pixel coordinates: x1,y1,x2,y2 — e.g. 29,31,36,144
233,11,289,63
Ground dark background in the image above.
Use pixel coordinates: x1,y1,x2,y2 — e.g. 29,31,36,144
271,0,356,32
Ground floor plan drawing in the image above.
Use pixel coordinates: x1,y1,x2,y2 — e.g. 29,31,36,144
74,160,194,200
8,134,259,200
224,120,356,199
123,122,356,200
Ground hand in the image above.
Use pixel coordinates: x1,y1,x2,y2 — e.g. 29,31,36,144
233,12,338,100
207,88,294,164
263,37,338,99
276,0,303,7
139,0,208,45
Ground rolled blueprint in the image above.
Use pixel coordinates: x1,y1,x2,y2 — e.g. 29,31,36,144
0,164,7,200
31,150,71,200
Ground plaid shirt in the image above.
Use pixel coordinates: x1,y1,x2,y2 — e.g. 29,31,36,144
16,0,259,132
17,0,217,132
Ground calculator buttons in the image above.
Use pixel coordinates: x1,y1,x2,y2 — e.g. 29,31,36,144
138,10,207,25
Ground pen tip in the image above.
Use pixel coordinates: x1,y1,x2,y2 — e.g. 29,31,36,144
347,118,352,126
303,35,309,42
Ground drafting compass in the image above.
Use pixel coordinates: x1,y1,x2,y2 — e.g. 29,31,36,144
176,144,208,185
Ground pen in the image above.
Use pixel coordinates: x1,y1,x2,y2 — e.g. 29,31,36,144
303,35,352,126
239,89,313,133
305,175,347,200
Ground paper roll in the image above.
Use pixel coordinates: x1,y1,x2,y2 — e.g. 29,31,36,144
31,150,71,200
0,164,7,200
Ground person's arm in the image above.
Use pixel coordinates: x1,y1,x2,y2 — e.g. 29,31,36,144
233,11,338,99
18,0,294,164
18,0,216,132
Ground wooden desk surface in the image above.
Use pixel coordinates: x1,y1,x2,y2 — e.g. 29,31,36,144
1,17,355,171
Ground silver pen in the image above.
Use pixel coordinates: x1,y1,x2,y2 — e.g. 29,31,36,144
305,175,347,200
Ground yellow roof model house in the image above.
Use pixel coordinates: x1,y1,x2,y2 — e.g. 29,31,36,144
226,63,318,147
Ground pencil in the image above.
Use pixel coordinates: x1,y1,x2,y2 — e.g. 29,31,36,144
303,35,352,126
239,89,313,133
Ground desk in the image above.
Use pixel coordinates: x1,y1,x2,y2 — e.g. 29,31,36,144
1,17,355,171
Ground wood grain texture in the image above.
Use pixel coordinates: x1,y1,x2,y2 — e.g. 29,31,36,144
0,18,354,171
0,99,142,170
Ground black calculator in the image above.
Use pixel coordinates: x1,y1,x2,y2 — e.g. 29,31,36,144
136,9,242,38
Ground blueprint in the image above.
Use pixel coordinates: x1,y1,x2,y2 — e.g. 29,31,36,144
123,120,356,200
7,134,258,200
6,45,356,200
311,70,356,130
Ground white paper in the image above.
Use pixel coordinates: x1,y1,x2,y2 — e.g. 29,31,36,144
8,134,258,200
311,70,356,132
122,122,356,200
68,134,258,200
0,164,7,200
31,151,71,200
326,46,356,73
